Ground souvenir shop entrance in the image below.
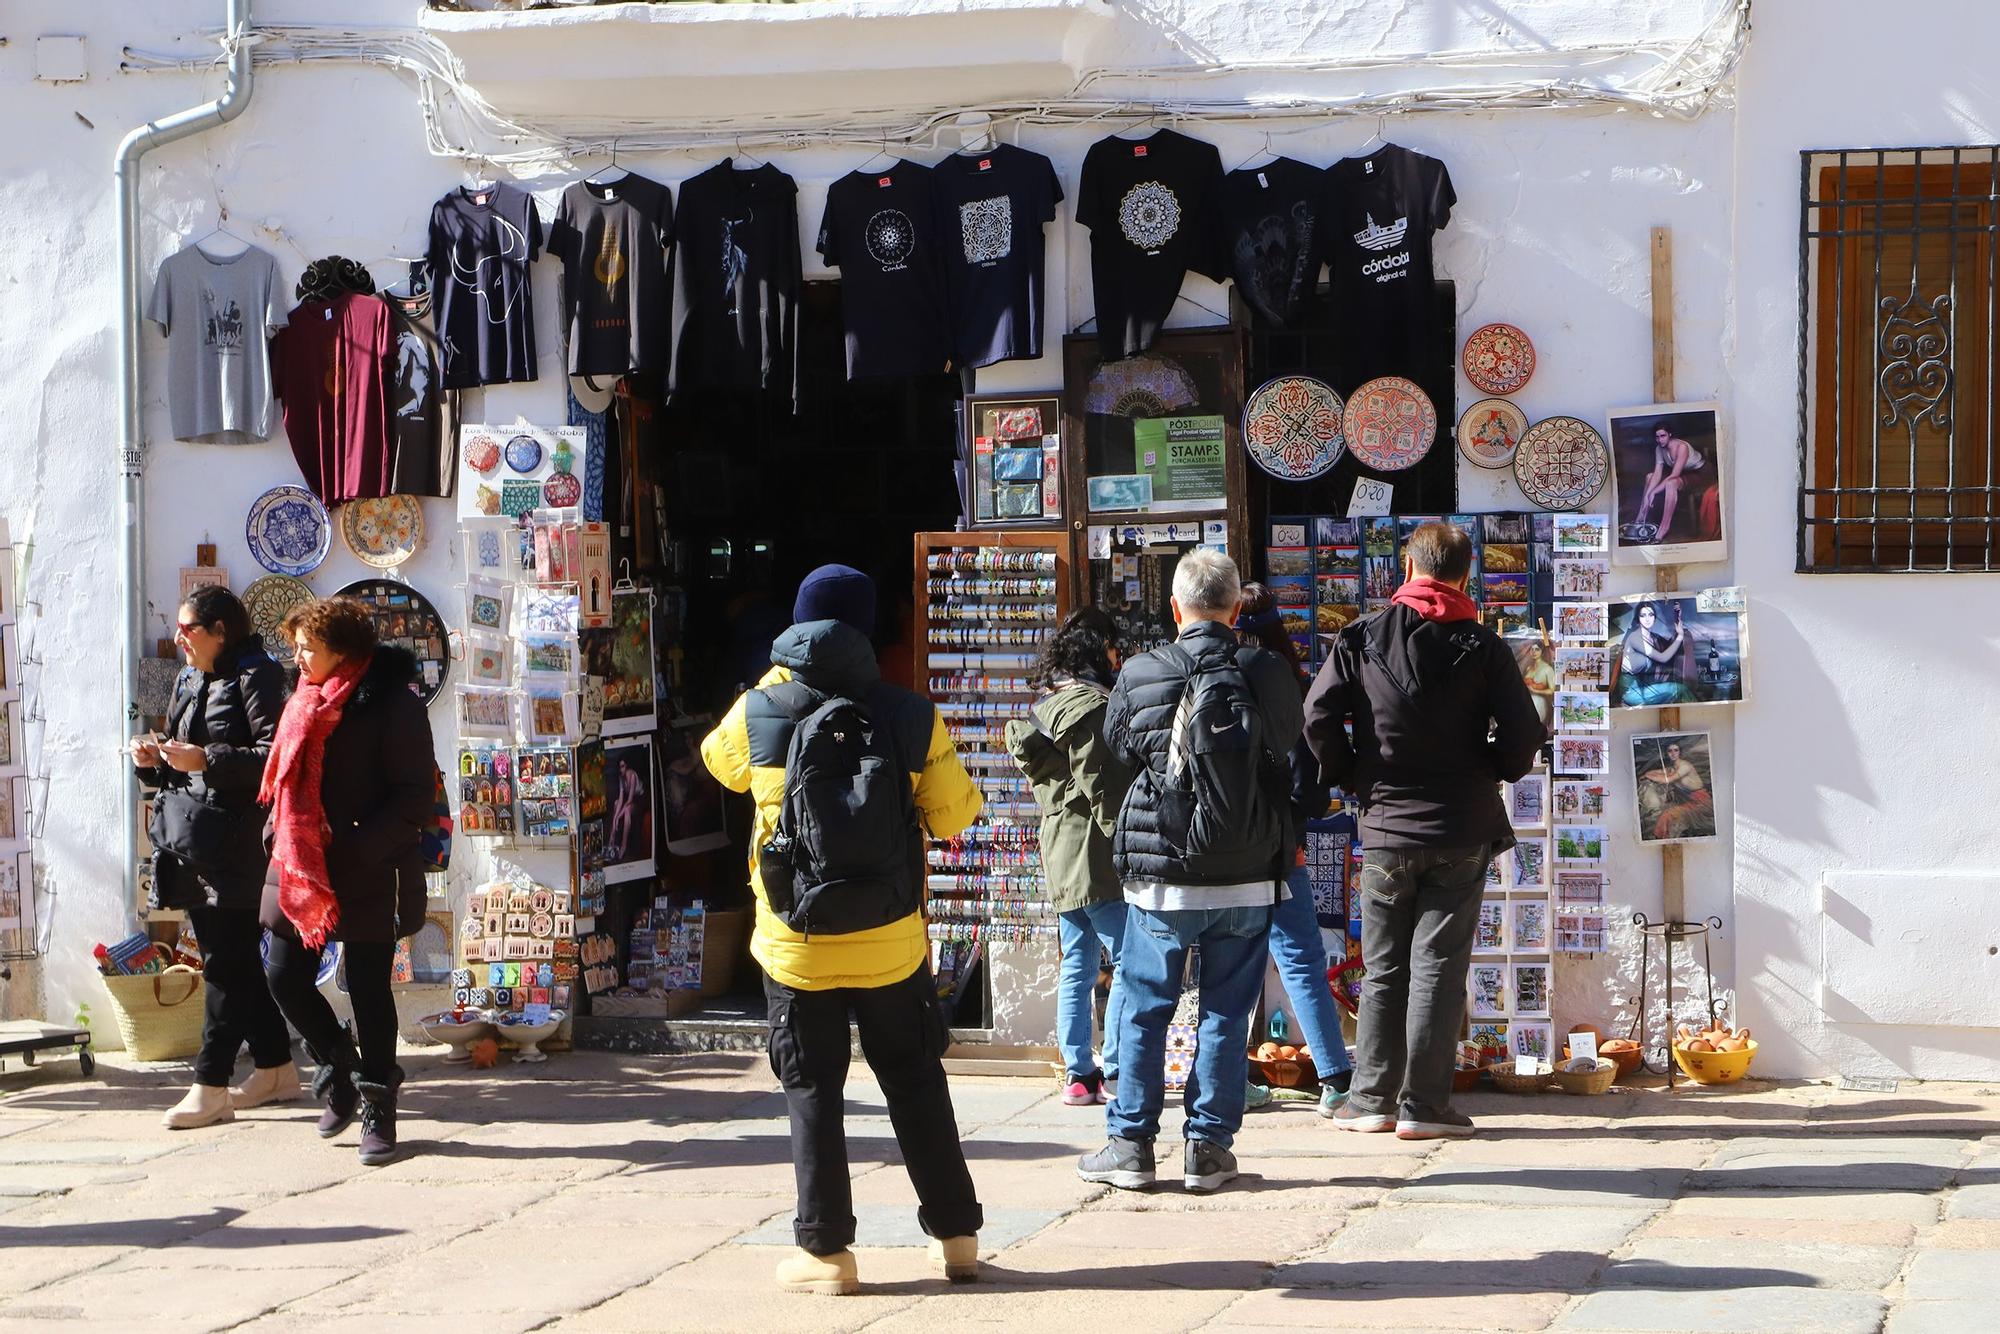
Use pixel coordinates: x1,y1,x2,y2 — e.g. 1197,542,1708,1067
639,280,964,1036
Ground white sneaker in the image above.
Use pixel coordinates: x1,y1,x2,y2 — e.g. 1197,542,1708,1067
162,1083,234,1130
229,1061,303,1109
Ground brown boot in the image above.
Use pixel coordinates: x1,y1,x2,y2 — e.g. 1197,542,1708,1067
774,1248,859,1295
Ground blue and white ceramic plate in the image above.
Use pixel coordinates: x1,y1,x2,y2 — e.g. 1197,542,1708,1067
245,485,331,577
504,434,544,474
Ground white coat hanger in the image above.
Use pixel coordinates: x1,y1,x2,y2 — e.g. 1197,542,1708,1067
1228,130,1280,175
1115,107,1165,140
953,113,998,156
733,135,768,170
192,206,250,259
1360,116,1388,151
584,139,629,186
855,134,900,174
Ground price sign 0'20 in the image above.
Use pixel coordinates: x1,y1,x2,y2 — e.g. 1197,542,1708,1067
1347,477,1394,517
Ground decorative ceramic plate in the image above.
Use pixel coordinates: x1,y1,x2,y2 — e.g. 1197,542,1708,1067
1457,397,1530,469
240,574,314,665
543,471,582,508
1340,376,1438,472
1243,375,1345,480
1513,415,1611,510
334,578,451,706
504,434,544,474
465,433,502,475
1462,322,1536,395
340,495,425,569
245,485,331,577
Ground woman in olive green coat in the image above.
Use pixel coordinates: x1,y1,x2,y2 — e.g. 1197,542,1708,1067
1005,608,1135,1105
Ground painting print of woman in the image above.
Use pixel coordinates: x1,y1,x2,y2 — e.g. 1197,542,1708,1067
1637,737,1714,841
1618,599,1692,706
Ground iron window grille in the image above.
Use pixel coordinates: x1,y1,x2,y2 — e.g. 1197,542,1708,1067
1799,146,2000,572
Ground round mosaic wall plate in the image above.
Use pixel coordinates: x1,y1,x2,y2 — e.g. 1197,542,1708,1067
245,485,331,578
1513,415,1611,510
1462,322,1536,395
464,432,502,475
240,574,314,665
1456,397,1530,470
334,578,451,707
1340,376,1438,473
340,495,425,569
504,433,543,474
1243,375,1345,480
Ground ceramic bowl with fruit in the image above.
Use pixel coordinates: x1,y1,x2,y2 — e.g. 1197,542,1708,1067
1671,1022,1757,1084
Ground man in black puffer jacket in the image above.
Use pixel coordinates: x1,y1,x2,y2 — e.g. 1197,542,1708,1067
1077,549,1303,1196
1305,522,1544,1143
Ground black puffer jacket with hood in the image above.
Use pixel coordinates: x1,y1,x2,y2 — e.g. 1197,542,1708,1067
1304,602,1544,850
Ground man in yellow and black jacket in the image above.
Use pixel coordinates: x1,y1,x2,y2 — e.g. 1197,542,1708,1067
701,563,985,1296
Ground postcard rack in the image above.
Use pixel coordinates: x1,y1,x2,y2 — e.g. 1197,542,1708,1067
914,531,1071,948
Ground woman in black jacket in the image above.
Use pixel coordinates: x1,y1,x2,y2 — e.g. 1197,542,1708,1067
259,597,436,1166
128,586,295,1130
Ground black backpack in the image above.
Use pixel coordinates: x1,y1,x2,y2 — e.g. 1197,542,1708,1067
1155,642,1286,878
756,681,924,937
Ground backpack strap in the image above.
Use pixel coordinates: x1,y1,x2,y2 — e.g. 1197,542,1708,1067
761,679,823,723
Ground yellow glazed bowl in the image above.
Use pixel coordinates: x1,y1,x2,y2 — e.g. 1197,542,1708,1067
1671,1039,1758,1085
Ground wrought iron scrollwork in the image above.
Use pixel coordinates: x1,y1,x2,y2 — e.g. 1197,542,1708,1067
1877,286,1953,432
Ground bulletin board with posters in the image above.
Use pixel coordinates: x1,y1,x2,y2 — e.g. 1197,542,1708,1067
1062,326,1251,583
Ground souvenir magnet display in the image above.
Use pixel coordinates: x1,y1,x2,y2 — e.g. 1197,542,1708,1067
1243,375,1345,481
333,578,452,706
1341,376,1438,473
245,485,331,578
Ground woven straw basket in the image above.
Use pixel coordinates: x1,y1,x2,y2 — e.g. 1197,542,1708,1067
101,964,205,1061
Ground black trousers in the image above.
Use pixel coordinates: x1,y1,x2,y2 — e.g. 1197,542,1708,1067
265,936,399,1085
187,907,293,1087
764,962,983,1255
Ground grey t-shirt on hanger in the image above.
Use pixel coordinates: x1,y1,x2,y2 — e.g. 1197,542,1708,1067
145,243,288,444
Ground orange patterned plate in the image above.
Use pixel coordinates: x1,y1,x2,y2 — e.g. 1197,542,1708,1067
1340,376,1437,473
1457,397,1529,469
1462,322,1536,395
340,494,425,569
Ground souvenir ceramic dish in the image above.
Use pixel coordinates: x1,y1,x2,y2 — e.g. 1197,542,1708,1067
504,433,544,474
1243,375,1345,480
1514,415,1611,510
1341,376,1438,472
339,494,425,569
334,578,451,706
1457,397,1530,469
1462,322,1536,395
464,433,502,475
244,485,331,577
240,574,314,664
418,1011,497,1063
543,437,582,507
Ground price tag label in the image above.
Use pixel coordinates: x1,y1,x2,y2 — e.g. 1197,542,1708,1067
1514,1054,1538,1076
1570,1030,1599,1063
1347,477,1394,517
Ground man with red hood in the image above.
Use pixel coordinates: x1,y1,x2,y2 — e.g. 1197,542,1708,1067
1303,521,1544,1141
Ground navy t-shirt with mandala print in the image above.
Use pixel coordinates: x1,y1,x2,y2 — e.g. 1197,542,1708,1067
1077,128,1227,360
817,159,954,380
932,145,1064,370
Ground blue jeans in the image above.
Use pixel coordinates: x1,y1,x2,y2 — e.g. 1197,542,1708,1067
1057,901,1129,1082
1270,866,1352,1076
1106,902,1272,1149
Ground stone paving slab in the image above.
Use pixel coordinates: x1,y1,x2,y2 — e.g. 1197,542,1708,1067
1556,1287,1887,1333
1695,1135,1970,1191
1600,1236,1906,1289
1896,1248,1987,1301
1884,1300,1996,1334
1215,1286,1575,1329
1318,1203,1657,1257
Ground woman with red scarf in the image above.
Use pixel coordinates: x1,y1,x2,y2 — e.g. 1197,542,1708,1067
259,597,435,1165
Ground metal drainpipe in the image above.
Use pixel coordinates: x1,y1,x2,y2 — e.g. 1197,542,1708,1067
113,0,256,913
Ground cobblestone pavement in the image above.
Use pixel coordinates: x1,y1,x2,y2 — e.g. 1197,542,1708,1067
2,1049,1996,1332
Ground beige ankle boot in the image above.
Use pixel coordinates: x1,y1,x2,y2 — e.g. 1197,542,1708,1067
774,1247,859,1296
162,1083,234,1130
928,1235,979,1283
229,1061,303,1109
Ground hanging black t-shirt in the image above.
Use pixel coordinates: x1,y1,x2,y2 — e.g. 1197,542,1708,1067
931,145,1064,370
672,159,801,410
546,173,676,380
817,159,954,379
1221,156,1327,330
428,182,543,389
1076,128,1227,360
383,267,457,498
1323,144,1456,383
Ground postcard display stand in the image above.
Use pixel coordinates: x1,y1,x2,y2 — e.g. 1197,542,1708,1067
0,519,36,957
452,484,612,1037
915,532,1071,1013
1264,512,1611,1067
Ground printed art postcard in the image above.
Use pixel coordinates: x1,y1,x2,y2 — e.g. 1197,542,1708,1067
1607,402,1728,567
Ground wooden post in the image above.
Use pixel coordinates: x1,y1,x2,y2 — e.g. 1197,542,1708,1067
1650,226,1685,923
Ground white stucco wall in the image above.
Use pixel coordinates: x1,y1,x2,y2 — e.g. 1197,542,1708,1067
1730,0,2000,1080
0,0,1768,1062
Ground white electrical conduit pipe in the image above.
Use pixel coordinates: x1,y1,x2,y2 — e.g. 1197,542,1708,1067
113,0,258,918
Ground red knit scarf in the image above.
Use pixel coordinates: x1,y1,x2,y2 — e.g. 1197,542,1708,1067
258,655,369,948
1391,576,1481,623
